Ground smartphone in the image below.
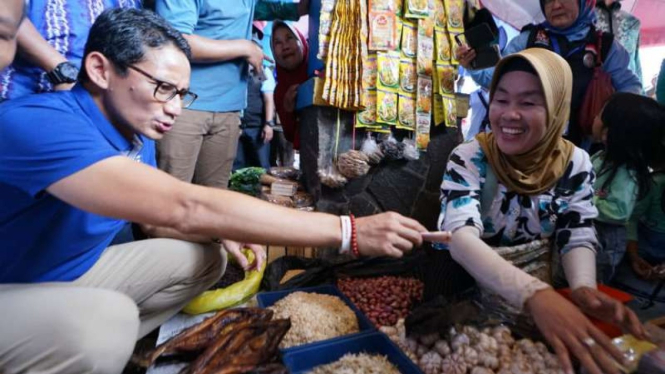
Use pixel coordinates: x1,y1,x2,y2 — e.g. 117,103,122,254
454,23,501,70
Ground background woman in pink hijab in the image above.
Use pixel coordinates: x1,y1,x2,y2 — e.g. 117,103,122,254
271,21,309,150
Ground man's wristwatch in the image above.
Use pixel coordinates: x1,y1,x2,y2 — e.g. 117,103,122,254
46,62,79,85
265,120,276,127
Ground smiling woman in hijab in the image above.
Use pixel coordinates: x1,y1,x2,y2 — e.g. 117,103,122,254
438,48,645,374
271,20,308,150
457,0,641,147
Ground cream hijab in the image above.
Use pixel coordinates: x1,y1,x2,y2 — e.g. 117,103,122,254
476,48,575,195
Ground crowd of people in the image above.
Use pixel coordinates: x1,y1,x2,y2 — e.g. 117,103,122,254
0,1,664,374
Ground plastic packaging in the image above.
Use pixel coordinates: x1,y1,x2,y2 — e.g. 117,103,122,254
402,138,420,160
360,132,384,164
183,249,266,314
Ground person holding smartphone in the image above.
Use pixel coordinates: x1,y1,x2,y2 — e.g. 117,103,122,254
456,0,640,147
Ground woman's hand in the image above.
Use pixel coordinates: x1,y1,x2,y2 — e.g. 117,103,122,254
283,84,299,114
571,286,646,340
355,212,426,257
526,288,627,374
455,44,477,70
220,240,266,271
630,253,655,280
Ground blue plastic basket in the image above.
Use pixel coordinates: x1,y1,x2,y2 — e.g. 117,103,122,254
282,331,424,374
256,284,375,352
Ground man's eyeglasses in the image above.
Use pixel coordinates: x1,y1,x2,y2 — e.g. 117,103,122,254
127,65,198,108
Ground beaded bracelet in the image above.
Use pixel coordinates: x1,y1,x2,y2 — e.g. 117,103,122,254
349,214,359,257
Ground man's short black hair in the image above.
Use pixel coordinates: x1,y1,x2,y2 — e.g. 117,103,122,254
79,8,191,82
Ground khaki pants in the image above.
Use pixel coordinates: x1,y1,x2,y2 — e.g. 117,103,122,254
157,109,241,189
0,239,226,374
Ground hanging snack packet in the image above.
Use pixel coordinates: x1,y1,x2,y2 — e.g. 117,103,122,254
317,0,337,59
337,150,371,179
369,11,397,51
444,0,464,32
356,90,378,128
362,54,378,91
399,58,417,94
416,113,432,151
434,93,445,126
401,20,417,58
435,30,451,62
436,63,456,96
416,39,434,76
377,89,398,125
397,93,416,130
416,20,434,76
442,94,457,127
416,76,433,114
360,132,385,164
377,51,400,92
434,0,447,30
405,0,429,18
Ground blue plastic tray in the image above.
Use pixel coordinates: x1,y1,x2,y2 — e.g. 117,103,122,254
282,331,424,374
256,285,375,351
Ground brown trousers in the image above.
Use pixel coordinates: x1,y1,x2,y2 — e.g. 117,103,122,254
0,239,226,374
157,109,241,189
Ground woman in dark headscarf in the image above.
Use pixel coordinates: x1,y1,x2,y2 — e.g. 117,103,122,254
439,48,645,374
457,0,641,147
270,20,309,150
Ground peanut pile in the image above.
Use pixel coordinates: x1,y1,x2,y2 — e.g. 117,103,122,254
338,276,424,327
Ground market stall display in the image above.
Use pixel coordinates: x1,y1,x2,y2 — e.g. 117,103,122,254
338,275,424,327
310,0,470,190
381,319,566,374
281,331,424,374
134,308,289,373
267,291,360,348
307,353,401,374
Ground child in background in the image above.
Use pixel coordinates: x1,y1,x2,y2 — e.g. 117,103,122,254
625,101,665,281
591,93,664,283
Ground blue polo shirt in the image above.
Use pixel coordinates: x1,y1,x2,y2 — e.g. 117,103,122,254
0,0,141,101
155,0,298,112
0,85,156,283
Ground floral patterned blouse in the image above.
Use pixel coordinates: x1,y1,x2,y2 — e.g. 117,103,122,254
437,140,599,255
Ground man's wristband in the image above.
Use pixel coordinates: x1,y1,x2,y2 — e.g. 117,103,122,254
339,216,352,254
265,120,276,127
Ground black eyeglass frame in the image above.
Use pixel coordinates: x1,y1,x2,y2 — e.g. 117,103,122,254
127,65,198,108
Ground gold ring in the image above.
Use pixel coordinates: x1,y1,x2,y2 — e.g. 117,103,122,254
582,337,596,348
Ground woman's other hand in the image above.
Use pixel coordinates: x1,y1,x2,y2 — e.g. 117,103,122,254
455,44,477,70
283,84,299,113
526,288,627,374
355,212,426,258
571,286,646,340
630,252,655,280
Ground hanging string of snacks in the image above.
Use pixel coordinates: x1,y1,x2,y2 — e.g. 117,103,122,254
318,0,467,157
321,0,367,110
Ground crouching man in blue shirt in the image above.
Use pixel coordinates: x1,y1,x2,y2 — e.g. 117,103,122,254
0,8,428,373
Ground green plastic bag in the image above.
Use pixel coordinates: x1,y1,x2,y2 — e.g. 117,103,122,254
183,249,266,314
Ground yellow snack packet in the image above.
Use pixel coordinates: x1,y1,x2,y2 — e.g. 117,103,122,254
377,89,398,125
377,51,401,92
436,62,456,96
397,93,416,130
401,20,418,58
356,90,378,128
399,58,418,94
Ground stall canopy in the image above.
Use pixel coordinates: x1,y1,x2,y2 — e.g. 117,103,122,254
480,0,665,46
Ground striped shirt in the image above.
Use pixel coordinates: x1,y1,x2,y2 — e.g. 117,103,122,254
0,0,141,101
